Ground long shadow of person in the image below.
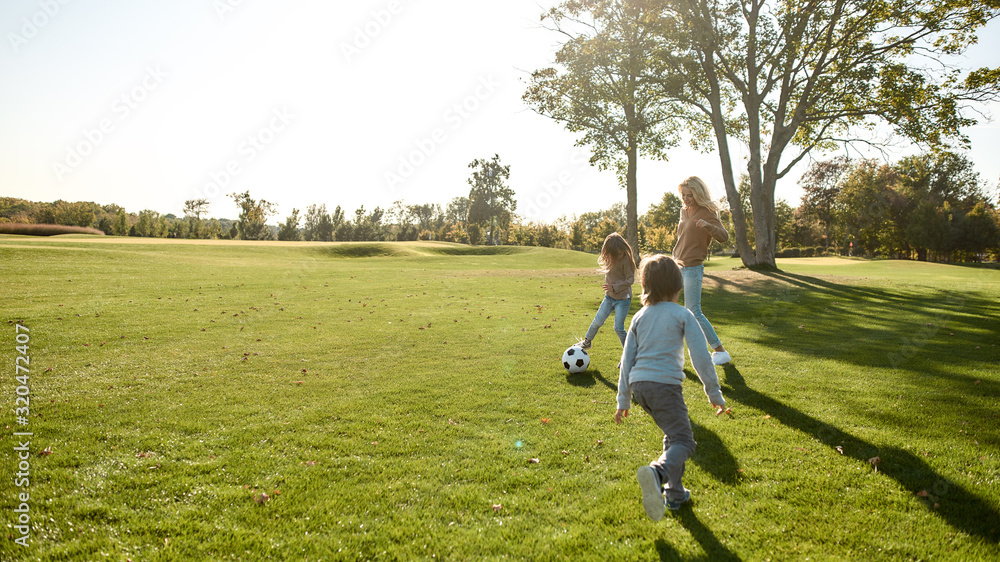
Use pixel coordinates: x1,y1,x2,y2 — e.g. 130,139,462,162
722,364,1000,544
654,509,742,561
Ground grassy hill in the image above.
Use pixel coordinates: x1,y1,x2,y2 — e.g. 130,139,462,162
1,237,997,560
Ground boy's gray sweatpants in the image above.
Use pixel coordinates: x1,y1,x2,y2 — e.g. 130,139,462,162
631,381,697,502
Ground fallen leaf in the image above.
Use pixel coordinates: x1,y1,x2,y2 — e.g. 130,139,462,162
38,446,53,456
868,456,881,471
835,446,844,455
528,458,540,464
917,490,929,497
254,492,270,504
541,418,551,424
763,414,772,419
492,504,502,512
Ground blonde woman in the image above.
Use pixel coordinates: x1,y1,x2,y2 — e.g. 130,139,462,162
579,233,636,349
673,176,732,365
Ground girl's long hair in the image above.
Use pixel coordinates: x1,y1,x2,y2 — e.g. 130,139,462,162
678,176,720,215
597,232,636,274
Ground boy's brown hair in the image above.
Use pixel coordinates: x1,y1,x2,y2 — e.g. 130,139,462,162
638,254,683,306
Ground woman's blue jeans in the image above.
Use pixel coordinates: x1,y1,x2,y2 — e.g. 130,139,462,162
585,294,631,346
681,264,722,349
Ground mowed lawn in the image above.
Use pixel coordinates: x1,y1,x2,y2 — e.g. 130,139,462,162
1,236,997,561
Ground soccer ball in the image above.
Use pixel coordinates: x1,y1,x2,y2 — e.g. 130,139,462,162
562,345,590,373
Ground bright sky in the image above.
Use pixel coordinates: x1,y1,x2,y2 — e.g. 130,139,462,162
2,0,998,224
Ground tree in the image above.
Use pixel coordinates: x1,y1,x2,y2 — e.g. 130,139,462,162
653,0,1000,268
278,208,303,241
112,209,130,236
446,197,471,225
895,151,987,260
835,160,899,257
228,191,277,240
183,199,210,239
525,0,680,261
466,155,517,245
53,200,95,227
303,204,328,241
644,191,683,231
953,201,998,261
133,210,162,237
798,157,850,249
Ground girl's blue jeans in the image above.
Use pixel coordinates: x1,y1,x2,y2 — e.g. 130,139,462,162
585,294,631,346
681,264,722,349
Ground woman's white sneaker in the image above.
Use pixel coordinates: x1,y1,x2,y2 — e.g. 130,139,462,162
711,350,731,365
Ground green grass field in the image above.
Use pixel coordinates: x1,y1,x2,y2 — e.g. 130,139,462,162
1,236,998,560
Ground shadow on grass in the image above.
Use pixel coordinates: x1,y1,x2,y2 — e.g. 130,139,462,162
723,364,1000,543
566,368,617,392
690,421,741,486
706,269,1000,439
655,509,742,561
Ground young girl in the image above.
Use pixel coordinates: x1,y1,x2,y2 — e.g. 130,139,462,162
614,254,728,520
579,233,635,349
673,176,732,364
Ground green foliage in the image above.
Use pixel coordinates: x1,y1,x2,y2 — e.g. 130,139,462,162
644,191,683,231
467,154,516,244
229,191,277,241
646,0,1000,267
524,0,682,259
278,208,303,241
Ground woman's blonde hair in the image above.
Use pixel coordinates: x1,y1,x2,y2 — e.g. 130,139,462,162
678,176,720,215
638,254,683,306
597,232,636,274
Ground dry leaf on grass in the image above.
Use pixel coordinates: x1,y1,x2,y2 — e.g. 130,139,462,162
868,456,881,472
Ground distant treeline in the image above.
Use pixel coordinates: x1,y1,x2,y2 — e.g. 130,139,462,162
3,153,998,262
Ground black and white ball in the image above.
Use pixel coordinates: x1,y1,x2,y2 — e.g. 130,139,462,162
562,345,590,373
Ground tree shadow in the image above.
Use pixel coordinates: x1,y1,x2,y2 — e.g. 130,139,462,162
710,268,1000,429
723,364,1000,543
654,509,742,561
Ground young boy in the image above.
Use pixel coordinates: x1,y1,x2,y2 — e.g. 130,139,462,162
614,254,728,521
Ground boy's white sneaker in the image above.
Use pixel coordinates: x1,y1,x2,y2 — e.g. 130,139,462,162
636,466,664,521
712,350,731,365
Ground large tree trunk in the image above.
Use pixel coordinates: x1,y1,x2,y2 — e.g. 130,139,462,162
626,141,639,264
715,133,754,265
